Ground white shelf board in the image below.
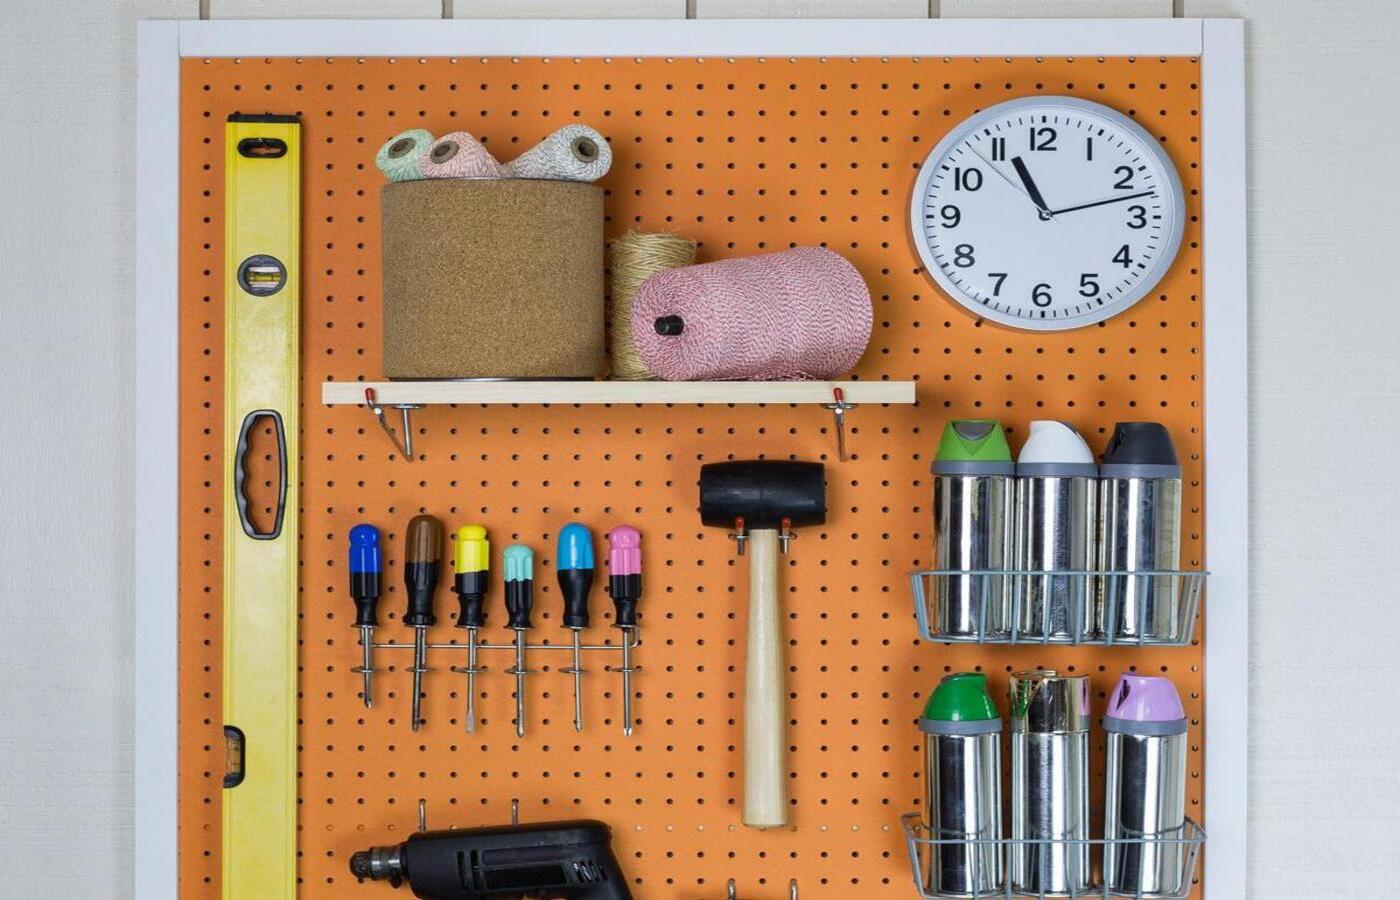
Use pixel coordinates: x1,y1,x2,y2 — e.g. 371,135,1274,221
321,380,916,406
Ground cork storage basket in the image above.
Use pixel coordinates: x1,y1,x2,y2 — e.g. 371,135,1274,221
381,178,605,380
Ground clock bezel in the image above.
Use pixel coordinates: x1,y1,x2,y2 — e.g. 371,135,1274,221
909,95,1187,331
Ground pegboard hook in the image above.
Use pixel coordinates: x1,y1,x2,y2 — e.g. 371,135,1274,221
822,387,856,462
364,387,420,461
723,878,798,899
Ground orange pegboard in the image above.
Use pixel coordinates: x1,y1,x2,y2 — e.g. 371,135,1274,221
179,56,1205,898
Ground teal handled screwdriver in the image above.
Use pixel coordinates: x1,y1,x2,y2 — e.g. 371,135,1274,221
403,515,443,732
556,523,596,733
453,525,490,733
503,544,535,738
347,524,383,709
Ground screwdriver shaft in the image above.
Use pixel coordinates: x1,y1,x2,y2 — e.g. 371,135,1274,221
464,627,479,733
621,626,635,737
513,628,528,738
359,624,375,709
571,629,584,733
411,626,427,732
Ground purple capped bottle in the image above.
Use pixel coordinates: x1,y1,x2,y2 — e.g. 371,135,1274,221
1102,673,1190,895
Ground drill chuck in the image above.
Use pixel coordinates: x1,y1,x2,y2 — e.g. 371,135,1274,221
349,844,407,886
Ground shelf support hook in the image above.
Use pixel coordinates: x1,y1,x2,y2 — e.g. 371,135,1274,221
364,387,421,461
822,387,857,462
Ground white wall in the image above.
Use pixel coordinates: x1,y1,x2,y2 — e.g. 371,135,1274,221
1,1,1396,897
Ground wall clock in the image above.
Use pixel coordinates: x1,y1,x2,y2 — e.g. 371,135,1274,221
910,96,1186,330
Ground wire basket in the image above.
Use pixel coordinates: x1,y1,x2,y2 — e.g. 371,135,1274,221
909,569,1206,646
901,813,1206,899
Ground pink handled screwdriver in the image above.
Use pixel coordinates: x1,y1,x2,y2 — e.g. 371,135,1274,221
605,526,642,736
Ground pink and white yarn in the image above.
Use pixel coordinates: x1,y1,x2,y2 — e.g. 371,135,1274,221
418,131,506,179
629,247,873,382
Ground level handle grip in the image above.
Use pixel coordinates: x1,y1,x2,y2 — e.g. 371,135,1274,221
233,409,288,540
742,528,787,829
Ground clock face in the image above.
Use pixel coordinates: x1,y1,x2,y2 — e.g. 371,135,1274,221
910,96,1186,331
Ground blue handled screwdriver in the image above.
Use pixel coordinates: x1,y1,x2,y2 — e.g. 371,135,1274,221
556,523,596,733
348,524,383,709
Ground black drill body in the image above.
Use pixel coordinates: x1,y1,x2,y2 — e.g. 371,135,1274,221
350,820,631,900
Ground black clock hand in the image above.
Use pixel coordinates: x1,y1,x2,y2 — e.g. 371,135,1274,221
1050,190,1155,216
964,144,1053,219
1011,156,1052,217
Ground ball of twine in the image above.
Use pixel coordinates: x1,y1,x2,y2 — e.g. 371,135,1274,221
608,232,698,380
375,128,434,182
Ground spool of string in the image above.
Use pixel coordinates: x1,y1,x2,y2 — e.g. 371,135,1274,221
419,131,506,179
503,124,612,182
608,233,698,380
630,247,873,381
375,128,434,182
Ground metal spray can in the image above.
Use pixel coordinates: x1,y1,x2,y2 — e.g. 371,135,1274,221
1098,422,1183,642
1103,674,1189,896
1015,421,1099,641
919,673,1003,896
1009,670,1091,895
933,420,1014,639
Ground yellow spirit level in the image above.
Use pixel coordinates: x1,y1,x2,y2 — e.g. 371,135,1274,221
221,113,300,900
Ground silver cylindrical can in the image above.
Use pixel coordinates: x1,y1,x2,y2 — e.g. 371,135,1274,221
919,673,1004,896
933,420,1015,640
1015,421,1099,641
1009,671,1092,895
1098,423,1183,642
1103,674,1189,896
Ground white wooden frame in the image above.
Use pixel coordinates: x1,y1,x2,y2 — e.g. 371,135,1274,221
135,18,1247,898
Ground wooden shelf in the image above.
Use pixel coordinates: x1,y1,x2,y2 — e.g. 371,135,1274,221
321,380,916,406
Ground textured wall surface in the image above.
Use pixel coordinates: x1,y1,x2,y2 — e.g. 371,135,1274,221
0,1,1396,898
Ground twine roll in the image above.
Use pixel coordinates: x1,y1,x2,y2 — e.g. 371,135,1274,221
503,124,613,182
608,233,698,380
419,130,506,179
630,247,873,381
375,128,434,182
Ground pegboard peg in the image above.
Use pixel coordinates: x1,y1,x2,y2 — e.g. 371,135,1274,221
822,386,856,462
778,517,796,555
729,516,749,556
417,799,427,833
723,879,798,899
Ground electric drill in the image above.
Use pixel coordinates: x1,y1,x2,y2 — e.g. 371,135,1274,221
349,820,632,900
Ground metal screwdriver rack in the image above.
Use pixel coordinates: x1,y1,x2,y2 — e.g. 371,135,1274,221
360,630,640,736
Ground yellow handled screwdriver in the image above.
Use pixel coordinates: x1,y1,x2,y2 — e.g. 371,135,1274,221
453,525,490,733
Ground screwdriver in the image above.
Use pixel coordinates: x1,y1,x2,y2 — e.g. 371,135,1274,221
556,523,596,733
347,524,383,709
605,525,642,737
403,514,443,733
452,525,490,733
502,544,535,739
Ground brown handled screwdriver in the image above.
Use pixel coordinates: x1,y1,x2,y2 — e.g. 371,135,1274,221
403,515,443,732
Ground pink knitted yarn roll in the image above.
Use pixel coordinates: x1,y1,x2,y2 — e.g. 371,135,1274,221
630,247,872,381
418,131,506,179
